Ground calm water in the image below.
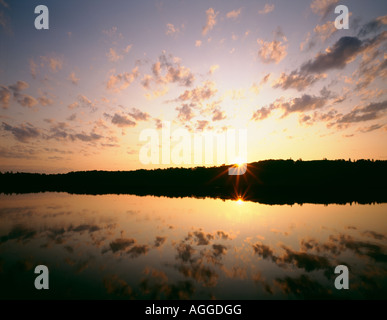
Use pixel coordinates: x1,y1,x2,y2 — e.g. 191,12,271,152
0,192,386,299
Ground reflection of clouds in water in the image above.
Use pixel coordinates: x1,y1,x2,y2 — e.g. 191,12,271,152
250,229,387,298
170,229,235,289
127,245,150,258
0,224,36,244
362,230,386,241
103,274,134,298
139,267,195,299
274,275,332,299
109,238,136,253
154,236,167,248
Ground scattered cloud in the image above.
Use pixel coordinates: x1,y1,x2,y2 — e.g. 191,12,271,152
310,0,339,18
258,4,274,15
226,8,242,19
106,67,139,92
68,72,80,85
272,71,326,92
128,107,150,121
195,40,202,47
358,15,387,37
257,31,287,64
202,8,218,36
2,122,40,142
111,113,136,127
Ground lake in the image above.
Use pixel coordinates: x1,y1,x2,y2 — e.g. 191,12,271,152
0,192,386,299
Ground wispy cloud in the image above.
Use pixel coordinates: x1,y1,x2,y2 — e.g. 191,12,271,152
202,8,218,36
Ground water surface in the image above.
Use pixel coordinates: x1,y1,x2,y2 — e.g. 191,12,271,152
0,193,386,299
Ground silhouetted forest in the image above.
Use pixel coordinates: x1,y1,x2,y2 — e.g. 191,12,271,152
1,159,387,205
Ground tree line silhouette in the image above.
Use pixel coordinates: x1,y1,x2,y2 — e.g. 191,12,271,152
1,159,386,205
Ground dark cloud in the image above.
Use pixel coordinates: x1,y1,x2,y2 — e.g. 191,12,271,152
272,71,325,91
336,100,387,124
252,91,330,121
128,107,150,121
301,32,387,74
111,113,136,127
358,15,387,37
2,122,40,142
69,132,103,142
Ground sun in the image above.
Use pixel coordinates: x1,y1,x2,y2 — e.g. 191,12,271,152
233,157,246,167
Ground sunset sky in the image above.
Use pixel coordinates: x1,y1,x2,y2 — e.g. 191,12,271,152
0,0,386,173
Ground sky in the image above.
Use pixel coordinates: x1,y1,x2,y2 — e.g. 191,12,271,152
0,0,386,173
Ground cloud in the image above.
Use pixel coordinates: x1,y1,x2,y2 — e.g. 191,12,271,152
196,120,212,131
128,107,150,121
250,74,271,95
212,108,226,121
300,32,387,74
177,81,217,103
69,132,103,142
195,40,202,47
336,100,387,124
226,8,242,19
202,8,218,36
358,15,387,37
0,86,11,109
252,91,330,121
37,95,54,106
111,113,136,127
251,106,273,121
209,64,219,74
68,72,80,85
310,0,339,18
145,53,195,90
258,4,274,15
357,123,385,133
314,20,337,41
176,104,195,122
107,48,123,62
77,94,97,111
257,38,287,64
107,67,139,92
9,81,29,92
29,59,38,79
2,122,40,142
272,71,326,92
166,23,181,36
42,56,63,72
